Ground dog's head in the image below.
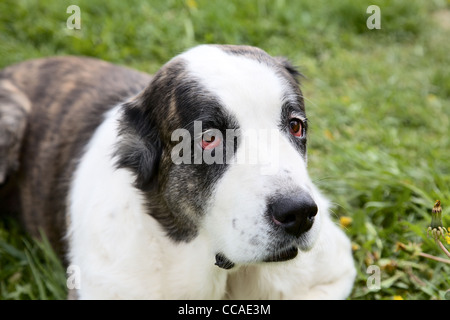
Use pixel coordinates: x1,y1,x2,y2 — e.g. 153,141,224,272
116,45,327,267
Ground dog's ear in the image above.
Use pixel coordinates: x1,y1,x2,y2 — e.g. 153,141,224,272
274,57,303,85
115,95,162,191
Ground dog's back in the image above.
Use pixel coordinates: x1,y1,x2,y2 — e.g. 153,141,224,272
0,57,151,254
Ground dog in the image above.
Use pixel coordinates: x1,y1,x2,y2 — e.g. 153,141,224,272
0,44,355,299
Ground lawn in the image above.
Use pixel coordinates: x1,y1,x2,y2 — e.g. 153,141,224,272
0,0,449,300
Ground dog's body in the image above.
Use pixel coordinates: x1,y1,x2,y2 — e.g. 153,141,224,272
0,45,355,299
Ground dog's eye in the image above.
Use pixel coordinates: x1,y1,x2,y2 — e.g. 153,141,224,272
202,131,221,150
289,118,303,137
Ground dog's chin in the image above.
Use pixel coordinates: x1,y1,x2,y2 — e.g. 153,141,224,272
215,246,300,270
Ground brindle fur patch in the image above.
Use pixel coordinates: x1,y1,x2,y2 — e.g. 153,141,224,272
0,57,151,256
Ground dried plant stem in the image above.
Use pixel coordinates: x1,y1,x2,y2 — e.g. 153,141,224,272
435,239,450,259
418,251,450,264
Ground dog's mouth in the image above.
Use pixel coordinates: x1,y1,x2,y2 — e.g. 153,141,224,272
215,246,298,270
263,246,298,263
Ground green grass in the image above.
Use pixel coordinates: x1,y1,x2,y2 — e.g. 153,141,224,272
1,0,449,300
0,219,66,299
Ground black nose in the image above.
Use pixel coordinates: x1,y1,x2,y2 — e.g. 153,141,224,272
269,192,318,237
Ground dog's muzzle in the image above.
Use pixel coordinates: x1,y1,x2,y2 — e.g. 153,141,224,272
214,191,318,270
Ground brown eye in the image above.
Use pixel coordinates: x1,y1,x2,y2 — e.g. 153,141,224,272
289,118,303,137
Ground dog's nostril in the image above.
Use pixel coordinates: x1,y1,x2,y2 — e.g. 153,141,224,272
307,203,318,220
269,192,317,238
272,212,296,225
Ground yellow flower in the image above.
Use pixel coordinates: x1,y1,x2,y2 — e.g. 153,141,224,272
339,216,352,228
186,0,198,9
445,234,450,245
340,96,350,104
426,94,437,102
324,129,334,141
393,296,403,300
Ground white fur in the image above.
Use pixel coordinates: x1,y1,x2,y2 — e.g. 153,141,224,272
67,46,355,299
67,107,229,299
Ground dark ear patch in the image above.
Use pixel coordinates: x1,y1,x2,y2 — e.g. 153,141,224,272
274,57,303,84
115,98,162,191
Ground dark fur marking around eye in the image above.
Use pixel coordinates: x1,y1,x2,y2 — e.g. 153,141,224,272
114,59,240,243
